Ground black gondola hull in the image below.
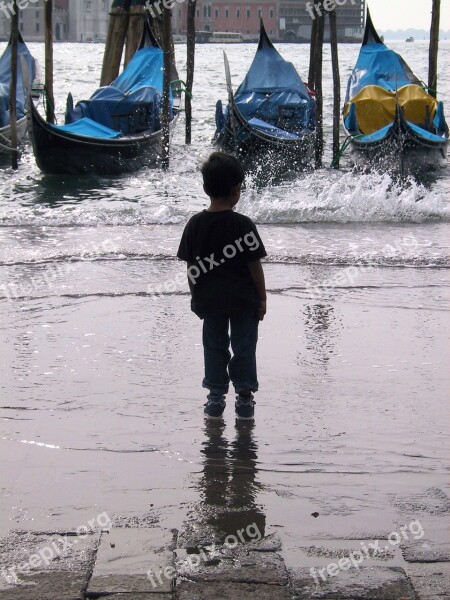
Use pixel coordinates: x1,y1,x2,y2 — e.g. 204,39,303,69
214,106,315,176
28,101,178,176
344,114,449,176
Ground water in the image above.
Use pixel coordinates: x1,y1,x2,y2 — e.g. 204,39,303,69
0,41,449,557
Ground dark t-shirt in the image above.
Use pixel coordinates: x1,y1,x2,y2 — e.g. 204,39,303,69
177,210,267,318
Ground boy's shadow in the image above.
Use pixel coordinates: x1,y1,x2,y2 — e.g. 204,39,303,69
196,419,266,543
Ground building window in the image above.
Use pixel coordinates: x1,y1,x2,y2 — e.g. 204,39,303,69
36,22,40,32
258,8,262,18
225,8,229,18
236,8,240,18
208,5,211,17
246,8,250,18
203,6,207,17
196,9,199,17
215,8,219,17
85,1,91,12
269,8,274,18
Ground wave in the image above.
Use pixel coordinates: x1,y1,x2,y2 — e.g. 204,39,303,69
0,169,449,226
1,251,448,269
239,169,450,224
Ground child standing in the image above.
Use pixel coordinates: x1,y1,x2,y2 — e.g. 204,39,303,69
177,153,267,420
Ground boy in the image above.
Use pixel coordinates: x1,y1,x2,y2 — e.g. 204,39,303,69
177,152,267,420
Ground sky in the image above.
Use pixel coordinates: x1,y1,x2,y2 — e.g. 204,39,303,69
366,0,450,31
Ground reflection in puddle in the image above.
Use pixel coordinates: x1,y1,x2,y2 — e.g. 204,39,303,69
183,420,266,545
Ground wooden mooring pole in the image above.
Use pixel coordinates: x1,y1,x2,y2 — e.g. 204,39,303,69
125,0,146,66
308,17,318,90
185,0,196,144
9,0,18,169
428,0,440,98
329,8,340,168
45,0,55,123
309,12,325,168
161,5,172,170
101,0,131,86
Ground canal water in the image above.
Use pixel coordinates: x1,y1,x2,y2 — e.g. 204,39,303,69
0,41,449,562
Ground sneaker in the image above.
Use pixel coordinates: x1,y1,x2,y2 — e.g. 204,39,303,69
204,396,226,419
235,395,255,420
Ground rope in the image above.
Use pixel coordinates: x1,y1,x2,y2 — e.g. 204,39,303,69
43,87,57,123
330,134,364,168
170,79,193,99
419,79,438,94
0,136,13,152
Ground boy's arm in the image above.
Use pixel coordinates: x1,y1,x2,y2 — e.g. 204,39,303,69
248,259,267,321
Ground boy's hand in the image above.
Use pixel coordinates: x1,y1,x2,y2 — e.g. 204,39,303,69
248,260,267,321
258,300,266,321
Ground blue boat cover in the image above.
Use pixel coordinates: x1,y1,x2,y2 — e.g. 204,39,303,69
0,37,36,126
113,47,165,93
248,117,300,140
237,46,310,98
65,46,172,138
358,123,393,143
346,42,421,102
66,85,164,135
344,102,358,133
358,120,448,144
233,43,315,136
50,117,123,139
433,102,447,133
407,121,448,143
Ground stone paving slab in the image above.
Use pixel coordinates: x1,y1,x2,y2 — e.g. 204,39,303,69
404,562,450,599
0,531,97,600
399,519,450,563
87,528,174,595
177,547,289,585
247,532,283,552
289,566,416,599
391,487,450,516
298,539,399,564
93,595,172,599
402,540,450,563
0,572,86,600
176,581,293,599
96,592,174,600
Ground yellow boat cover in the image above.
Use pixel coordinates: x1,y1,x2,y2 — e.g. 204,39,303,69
344,84,438,135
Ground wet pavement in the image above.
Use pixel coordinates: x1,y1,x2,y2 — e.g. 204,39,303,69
1,485,449,599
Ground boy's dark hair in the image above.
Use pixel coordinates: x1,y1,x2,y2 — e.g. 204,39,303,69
201,152,245,198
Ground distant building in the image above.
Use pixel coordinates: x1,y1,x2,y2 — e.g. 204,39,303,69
0,0,69,42
173,1,278,41
279,0,365,42
173,0,364,42
68,0,113,42
0,0,112,43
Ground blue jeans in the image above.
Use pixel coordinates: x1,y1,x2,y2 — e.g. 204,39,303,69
202,312,259,396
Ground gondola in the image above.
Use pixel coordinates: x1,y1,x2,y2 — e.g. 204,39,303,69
0,33,39,156
343,10,448,175
214,22,316,178
28,22,180,176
